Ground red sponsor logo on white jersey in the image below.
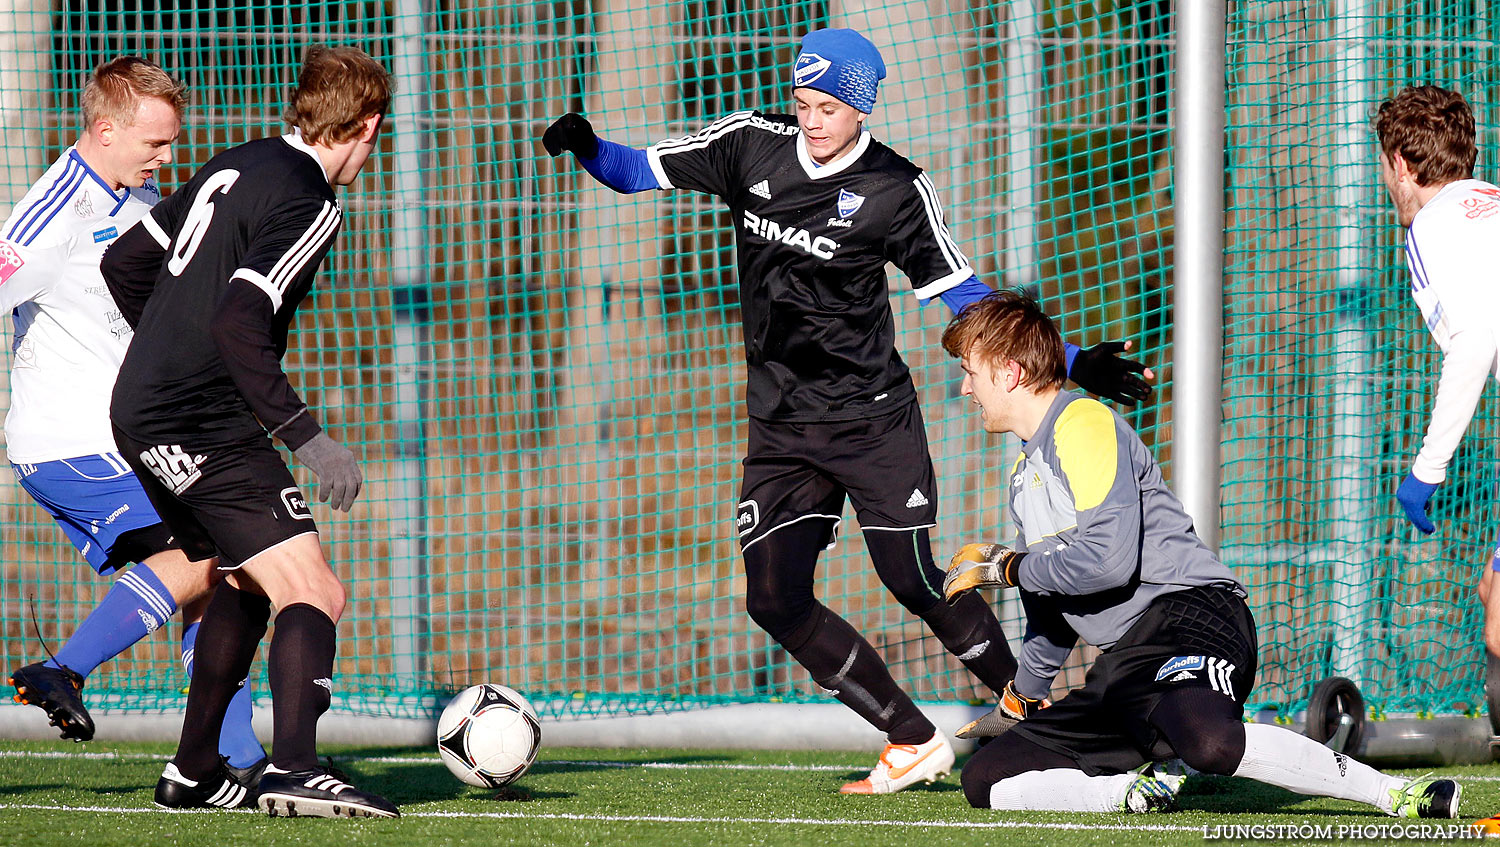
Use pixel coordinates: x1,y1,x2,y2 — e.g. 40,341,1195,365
1465,187,1500,220
0,242,23,284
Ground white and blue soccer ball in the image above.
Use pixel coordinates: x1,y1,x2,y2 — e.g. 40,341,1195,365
436,683,542,788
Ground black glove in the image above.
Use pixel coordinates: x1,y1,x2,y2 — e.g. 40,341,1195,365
542,112,599,159
293,432,363,513
1069,341,1153,405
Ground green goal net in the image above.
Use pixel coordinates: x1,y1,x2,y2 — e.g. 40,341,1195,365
0,1,1492,724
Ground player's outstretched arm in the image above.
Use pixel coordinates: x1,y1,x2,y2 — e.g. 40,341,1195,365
930,282,1152,406
542,112,661,194
1068,339,1154,405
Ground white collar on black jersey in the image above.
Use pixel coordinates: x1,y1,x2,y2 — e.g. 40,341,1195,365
281,129,330,183
797,129,872,180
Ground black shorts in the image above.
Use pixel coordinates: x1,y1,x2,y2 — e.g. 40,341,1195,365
736,399,938,549
1010,584,1258,775
112,425,318,569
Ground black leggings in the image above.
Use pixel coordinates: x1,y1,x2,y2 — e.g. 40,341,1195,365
744,521,1016,693
743,521,949,640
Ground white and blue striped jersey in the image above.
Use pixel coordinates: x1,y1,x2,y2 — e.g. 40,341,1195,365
1402,178,1500,483
0,147,159,464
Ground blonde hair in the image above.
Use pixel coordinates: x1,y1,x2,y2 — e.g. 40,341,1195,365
81,57,186,129
282,45,392,144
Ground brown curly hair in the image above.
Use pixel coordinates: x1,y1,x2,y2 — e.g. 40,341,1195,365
1375,85,1476,186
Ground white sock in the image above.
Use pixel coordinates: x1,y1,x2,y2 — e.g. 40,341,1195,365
1233,723,1404,812
988,768,1138,811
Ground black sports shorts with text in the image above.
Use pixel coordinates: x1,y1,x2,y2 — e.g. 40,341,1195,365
112,425,318,569
736,399,938,549
1010,583,1258,775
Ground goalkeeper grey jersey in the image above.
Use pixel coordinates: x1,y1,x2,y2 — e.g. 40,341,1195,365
1008,391,1243,695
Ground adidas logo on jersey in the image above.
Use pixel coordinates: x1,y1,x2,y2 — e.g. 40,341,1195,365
742,211,839,259
1205,658,1236,698
906,488,929,508
140,445,208,495
749,180,772,199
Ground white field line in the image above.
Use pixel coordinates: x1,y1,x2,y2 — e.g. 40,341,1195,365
3,749,1496,782
0,802,1203,831
0,750,860,771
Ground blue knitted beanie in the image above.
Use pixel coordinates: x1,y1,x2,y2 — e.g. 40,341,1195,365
792,28,886,114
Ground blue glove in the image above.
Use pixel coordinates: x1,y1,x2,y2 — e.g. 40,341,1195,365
1396,473,1438,534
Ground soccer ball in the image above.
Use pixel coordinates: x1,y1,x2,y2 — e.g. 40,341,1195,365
436,683,542,788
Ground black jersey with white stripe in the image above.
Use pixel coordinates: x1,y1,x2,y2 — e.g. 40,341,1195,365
647,110,973,422
105,134,340,450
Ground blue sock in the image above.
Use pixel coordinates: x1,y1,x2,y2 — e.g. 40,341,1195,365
50,564,176,677
182,621,266,768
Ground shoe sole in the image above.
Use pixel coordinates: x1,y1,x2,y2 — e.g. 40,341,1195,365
8,675,94,742
1437,782,1463,819
840,766,953,795
260,794,399,819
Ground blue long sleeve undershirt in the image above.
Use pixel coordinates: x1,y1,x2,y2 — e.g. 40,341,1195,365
928,276,1081,374
576,139,661,194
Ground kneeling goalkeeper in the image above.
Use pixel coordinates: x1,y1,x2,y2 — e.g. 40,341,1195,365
941,289,1458,818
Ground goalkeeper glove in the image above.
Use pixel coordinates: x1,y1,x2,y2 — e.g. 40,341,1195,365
955,679,1050,739
1069,340,1152,406
1396,472,1438,535
944,543,1025,600
999,679,1051,721
542,112,599,159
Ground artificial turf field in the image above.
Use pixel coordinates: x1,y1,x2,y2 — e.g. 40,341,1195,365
0,739,1497,846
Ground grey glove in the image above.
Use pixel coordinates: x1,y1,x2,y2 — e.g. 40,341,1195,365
293,431,362,512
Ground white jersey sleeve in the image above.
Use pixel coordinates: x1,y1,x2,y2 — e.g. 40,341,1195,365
0,237,64,313
1403,179,1500,483
1,148,159,464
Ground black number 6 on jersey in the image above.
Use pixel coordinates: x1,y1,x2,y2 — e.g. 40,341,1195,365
168,169,240,276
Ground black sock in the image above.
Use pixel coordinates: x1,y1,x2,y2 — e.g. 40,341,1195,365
918,592,1018,695
174,581,271,779
268,603,337,771
783,603,934,744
